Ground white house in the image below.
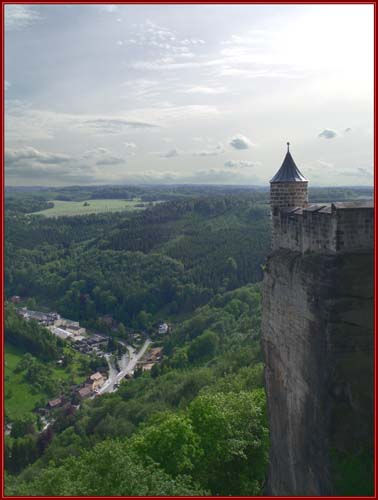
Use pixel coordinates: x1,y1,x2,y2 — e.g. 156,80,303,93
158,323,169,334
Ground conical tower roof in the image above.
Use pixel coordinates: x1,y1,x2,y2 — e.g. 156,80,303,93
270,143,308,183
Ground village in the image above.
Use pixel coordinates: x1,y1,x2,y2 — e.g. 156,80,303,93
10,296,168,424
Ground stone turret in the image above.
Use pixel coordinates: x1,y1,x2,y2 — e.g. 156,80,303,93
270,143,308,249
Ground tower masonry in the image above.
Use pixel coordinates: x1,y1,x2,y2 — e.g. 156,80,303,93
270,142,308,213
270,144,373,253
270,143,308,249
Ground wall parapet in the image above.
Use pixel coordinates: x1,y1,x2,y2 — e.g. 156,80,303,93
272,201,373,254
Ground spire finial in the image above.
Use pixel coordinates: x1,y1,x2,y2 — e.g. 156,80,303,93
287,141,290,152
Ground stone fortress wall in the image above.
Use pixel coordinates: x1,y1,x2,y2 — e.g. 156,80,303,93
264,147,374,495
272,201,374,254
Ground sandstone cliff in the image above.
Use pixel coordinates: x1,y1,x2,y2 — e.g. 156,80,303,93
262,249,373,495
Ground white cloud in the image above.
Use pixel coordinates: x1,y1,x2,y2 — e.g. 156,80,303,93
99,5,118,13
132,57,222,72
224,160,259,168
180,38,205,46
183,86,227,95
318,129,338,139
124,20,176,51
193,144,224,156
316,160,334,168
184,168,259,184
229,134,254,150
133,104,219,124
114,168,259,185
5,5,41,31
124,142,136,149
82,148,127,166
82,148,109,159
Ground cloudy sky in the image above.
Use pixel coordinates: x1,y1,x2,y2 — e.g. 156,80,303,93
5,3,374,186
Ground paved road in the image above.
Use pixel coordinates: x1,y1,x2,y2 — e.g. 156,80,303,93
98,338,152,395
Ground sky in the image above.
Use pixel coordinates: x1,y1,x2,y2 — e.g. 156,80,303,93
4,3,374,187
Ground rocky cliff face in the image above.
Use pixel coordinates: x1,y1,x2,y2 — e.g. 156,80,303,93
262,249,373,495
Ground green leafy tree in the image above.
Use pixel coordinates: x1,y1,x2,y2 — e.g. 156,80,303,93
26,297,37,310
8,439,206,496
188,330,218,363
188,389,269,495
137,310,152,330
10,416,36,439
131,413,203,477
118,322,127,338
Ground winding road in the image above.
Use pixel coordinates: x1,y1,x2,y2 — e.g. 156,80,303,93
98,338,152,395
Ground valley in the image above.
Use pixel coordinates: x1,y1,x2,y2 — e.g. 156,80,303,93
4,184,373,496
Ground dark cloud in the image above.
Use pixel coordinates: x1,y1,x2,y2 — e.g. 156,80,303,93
344,127,352,133
229,134,253,150
357,167,372,177
5,147,71,166
6,166,98,185
83,118,158,134
5,158,99,184
318,129,337,139
120,168,259,185
96,156,124,166
161,148,179,158
338,167,373,178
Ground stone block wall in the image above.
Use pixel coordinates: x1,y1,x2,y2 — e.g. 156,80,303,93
272,204,373,254
273,211,302,251
270,182,308,212
302,208,337,253
336,207,374,252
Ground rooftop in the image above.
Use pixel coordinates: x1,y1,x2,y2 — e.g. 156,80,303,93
78,386,92,398
281,200,373,216
48,398,62,407
270,143,308,183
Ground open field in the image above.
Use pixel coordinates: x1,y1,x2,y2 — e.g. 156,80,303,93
4,343,43,420
30,198,150,217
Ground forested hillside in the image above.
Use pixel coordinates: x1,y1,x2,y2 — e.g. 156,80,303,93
5,194,270,327
4,185,371,496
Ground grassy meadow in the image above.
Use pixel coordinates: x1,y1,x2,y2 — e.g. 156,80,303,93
4,343,86,421
30,198,151,217
4,343,42,420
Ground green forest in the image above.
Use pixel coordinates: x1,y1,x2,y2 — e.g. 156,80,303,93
4,184,373,496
